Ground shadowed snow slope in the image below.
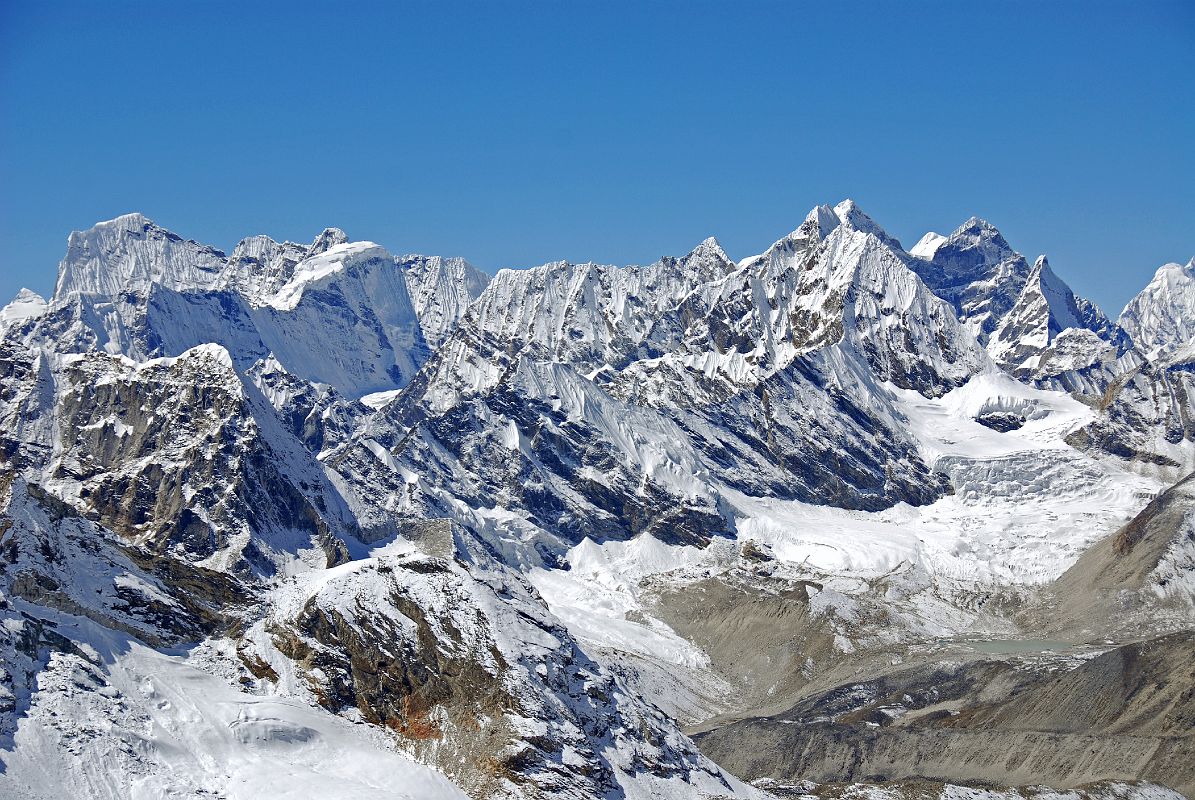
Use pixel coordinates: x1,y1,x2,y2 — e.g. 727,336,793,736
0,202,1192,800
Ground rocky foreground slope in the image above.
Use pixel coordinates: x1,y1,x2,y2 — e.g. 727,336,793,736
0,203,1191,799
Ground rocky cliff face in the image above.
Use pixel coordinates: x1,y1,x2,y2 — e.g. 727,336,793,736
400,254,491,349
909,220,1140,401
908,216,1031,342
988,256,1127,370
0,203,1191,800
16,216,431,396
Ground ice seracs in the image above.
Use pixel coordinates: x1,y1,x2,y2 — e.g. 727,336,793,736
2,202,1194,800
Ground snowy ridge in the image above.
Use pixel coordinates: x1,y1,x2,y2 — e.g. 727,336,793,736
53,212,227,298
2,202,1194,799
1119,258,1195,362
988,255,1126,375
17,216,439,396
400,254,491,348
465,237,733,372
0,288,47,334
600,200,986,408
264,241,393,311
221,234,308,302
908,216,1031,342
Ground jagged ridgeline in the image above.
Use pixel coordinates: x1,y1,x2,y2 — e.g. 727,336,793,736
0,202,1192,799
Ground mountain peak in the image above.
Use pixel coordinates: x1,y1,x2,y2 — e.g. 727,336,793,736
1150,260,1195,284
833,198,872,230
686,236,731,265
962,215,996,230
400,253,491,349
55,213,225,299
833,199,902,247
0,288,48,331
906,216,1032,343
267,240,391,311
947,216,1012,251
63,212,159,250
12,287,45,303
833,198,862,218
750,205,840,265
987,252,1126,372
909,232,945,259
1027,255,1075,312
229,234,285,268
307,227,349,257
1120,259,1195,360
93,211,153,230
797,204,840,240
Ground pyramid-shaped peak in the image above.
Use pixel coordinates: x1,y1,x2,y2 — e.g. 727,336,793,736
833,198,863,218
687,236,731,264
308,227,349,257
0,288,49,330
962,215,997,231
762,205,840,256
764,200,900,261
803,204,841,237
1028,255,1074,300
946,216,1013,247
833,199,873,228
832,199,900,246
910,232,947,259
12,287,45,303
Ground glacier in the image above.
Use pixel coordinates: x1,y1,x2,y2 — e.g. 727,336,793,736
0,201,1192,799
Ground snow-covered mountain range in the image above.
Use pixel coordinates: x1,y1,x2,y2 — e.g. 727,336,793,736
0,202,1192,799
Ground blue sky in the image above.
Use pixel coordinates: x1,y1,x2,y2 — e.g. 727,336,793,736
1,1,1192,316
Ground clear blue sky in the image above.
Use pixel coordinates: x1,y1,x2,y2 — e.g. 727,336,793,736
2,1,1192,316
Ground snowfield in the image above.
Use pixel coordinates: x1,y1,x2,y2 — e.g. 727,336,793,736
529,369,1162,678
0,615,468,800
1,202,1192,798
